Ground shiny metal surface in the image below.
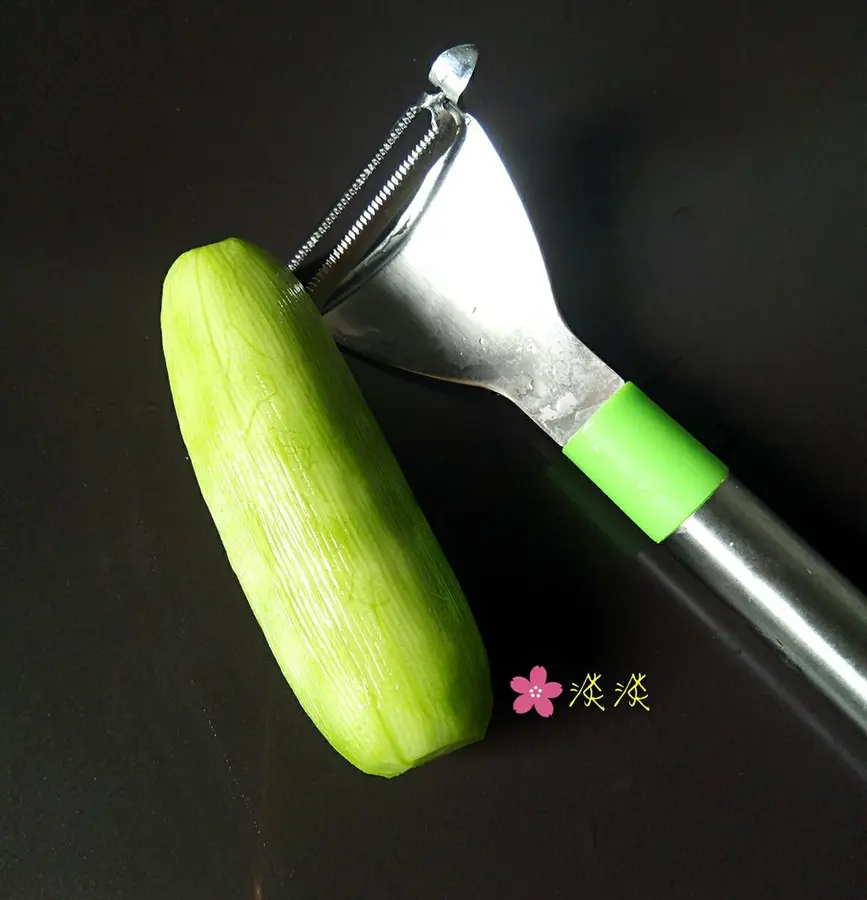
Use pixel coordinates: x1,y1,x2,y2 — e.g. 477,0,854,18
428,44,479,103
294,46,478,306
323,119,621,439
669,478,867,736
286,104,427,275
291,94,464,302
310,90,466,313
297,46,622,443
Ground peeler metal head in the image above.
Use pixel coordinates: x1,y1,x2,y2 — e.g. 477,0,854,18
289,45,622,445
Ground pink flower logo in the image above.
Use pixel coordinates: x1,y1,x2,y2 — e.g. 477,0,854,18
511,666,563,717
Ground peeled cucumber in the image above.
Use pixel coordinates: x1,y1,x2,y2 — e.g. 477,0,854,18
161,237,492,777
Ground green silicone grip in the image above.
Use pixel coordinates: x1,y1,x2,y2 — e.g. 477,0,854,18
562,382,728,543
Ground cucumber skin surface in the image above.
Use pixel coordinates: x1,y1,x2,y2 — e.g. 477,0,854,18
161,238,493,777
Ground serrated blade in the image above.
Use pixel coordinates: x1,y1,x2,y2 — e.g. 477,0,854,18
288,45,622,444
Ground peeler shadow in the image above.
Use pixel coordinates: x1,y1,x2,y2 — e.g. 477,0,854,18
344,352,637,741
542,451,867,790
476,98,867,765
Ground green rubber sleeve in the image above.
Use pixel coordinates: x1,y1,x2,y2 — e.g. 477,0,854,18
562,382,728,543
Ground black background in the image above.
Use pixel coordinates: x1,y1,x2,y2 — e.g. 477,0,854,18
3,1,867,898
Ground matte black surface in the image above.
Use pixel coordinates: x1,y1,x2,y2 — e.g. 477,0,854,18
3,2,867,898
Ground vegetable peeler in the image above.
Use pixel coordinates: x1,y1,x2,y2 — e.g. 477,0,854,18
289,45,867,740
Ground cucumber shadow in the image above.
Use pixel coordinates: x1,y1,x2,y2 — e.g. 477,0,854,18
346,353,651,748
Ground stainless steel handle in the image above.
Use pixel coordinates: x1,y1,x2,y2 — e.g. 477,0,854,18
667,477,867,737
